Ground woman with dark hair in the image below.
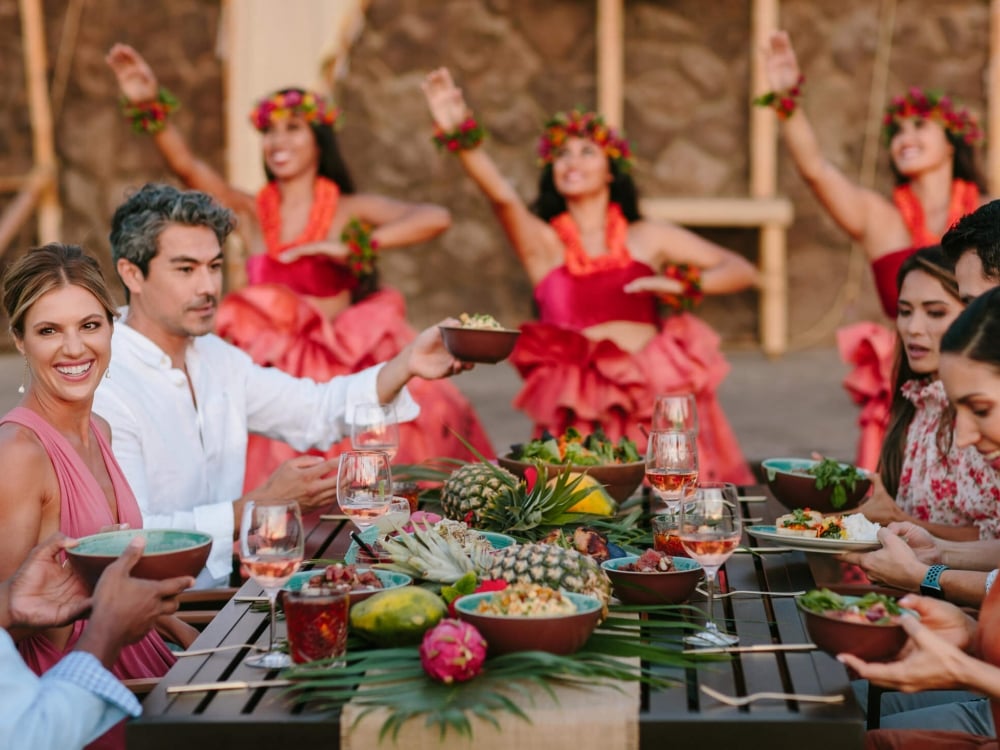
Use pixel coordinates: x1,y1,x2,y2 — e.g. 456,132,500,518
840,288,1000,750
760,31,987,470
421,68,758,483
0,244,193,750
105,45,494,485
857,247,998,539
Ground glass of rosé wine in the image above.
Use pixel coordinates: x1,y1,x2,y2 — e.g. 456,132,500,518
336,450,392,534
645,430,699,514
350,403,400,462
678,482,742,647
239,499,304,668
652,393,698,435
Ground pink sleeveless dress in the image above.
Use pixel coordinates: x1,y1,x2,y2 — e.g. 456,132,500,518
5,407,175,750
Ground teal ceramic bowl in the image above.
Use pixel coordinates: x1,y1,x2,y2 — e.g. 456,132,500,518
67,529,211,587
796,595,915,662
601,555,703,605
761,457,872,513
280,567,411,609
480,531,517,550
454,590,602,656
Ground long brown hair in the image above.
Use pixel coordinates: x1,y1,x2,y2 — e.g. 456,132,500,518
878,246,961,496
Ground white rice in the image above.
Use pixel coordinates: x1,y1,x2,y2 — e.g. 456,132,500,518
842,513,881,542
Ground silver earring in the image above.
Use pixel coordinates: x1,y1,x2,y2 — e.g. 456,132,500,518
104,368,110,380
17,361,26,394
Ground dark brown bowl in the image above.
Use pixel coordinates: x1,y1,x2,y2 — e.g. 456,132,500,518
453,591,602,656
439,325,520,364
498,455,645,504
601,555,703,605
67,529,211,588
761,458,872,514
797,598,910,662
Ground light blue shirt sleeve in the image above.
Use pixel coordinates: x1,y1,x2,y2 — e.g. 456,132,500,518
0,629,141,750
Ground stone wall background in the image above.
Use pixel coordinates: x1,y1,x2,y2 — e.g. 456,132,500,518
0,0,990,347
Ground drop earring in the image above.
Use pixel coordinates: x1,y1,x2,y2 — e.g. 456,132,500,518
104,368,110,380
17,360,27,394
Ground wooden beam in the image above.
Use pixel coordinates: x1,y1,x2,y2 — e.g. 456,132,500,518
596,0,624,127
990,0,1000,194
19,0,60,243
759,224,787,357
640,197,794,227
749,0,779,198
0,166,54,254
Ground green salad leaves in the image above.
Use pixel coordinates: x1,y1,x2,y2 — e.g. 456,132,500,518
510,427,640,465
807,458,865,509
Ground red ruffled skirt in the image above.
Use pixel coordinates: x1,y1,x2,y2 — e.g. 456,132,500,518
837,322,896,471
215,284,495,492
510,314,753,484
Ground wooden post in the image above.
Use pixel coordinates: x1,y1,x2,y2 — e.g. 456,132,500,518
19,0,60,244
990,0,1000,194
750,0,786,357
596,0,624,128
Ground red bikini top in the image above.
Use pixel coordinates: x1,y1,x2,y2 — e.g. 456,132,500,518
246,254,358,297
533,260,660,330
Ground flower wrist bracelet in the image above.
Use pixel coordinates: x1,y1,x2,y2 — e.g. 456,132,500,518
121,87,179,135
341,217,379,279
433,116,487,152
659,264,704,312
753,74,805,120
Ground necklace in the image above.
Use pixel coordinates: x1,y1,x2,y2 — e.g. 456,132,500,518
892,179,980,247
551,202,631,275
256,177,340,260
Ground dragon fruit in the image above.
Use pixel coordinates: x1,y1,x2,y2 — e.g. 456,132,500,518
419,619,487,684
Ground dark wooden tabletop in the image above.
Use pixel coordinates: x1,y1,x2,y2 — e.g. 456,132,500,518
127,490,866,749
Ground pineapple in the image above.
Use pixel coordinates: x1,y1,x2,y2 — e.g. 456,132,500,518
441,461,593,536
486,543,612,609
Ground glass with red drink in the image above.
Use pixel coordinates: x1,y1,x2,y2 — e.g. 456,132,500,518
651,514,688,558
284,585,350,665
391,481,421,514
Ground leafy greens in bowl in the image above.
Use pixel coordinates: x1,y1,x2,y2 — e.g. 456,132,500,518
510,427,640,466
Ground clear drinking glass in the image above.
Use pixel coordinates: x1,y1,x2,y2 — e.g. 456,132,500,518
239,500,304,668
652,394,699,434
336,450,392,533
645,430,699,514
370,496,412,537
679,482,742,647
350,403,400,461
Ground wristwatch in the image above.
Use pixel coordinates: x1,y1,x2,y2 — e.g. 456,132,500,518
920,564,949,599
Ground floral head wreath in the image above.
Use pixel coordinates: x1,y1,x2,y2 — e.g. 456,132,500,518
249,89,340,132
537,109,634,172
882,87,982,147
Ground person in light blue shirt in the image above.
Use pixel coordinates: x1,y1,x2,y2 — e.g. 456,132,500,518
0,533,193,750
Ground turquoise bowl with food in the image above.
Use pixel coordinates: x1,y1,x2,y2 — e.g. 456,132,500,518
453,590,602,656
796,590,915,661
761,457,872,513
601,555,702,605
279,567,411,609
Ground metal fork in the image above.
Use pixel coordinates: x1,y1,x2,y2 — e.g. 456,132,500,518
700,684,844,706
697,587,805,599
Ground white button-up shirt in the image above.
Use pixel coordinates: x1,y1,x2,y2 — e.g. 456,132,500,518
93,317,418,587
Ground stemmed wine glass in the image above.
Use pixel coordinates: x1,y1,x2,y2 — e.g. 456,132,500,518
678,482,742,647
350,403,400,462
336,450,392,534
652,393,699,434
239,500,304,668
645,430,699,515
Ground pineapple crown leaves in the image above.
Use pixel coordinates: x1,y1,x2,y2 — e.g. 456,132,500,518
377,519,493,582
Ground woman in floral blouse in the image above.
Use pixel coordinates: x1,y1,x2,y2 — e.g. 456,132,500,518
861,246,1000,540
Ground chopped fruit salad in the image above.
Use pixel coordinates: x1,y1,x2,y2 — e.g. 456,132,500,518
306,563,382,591
622,549,676,573
475,583,578,616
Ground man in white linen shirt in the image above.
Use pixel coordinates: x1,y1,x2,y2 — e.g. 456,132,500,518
1,533,192,750
94,184,470,587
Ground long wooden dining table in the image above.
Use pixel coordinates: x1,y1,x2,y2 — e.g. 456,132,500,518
127,488,867,749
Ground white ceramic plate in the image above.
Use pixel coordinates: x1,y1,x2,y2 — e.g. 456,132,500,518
745,525,881,554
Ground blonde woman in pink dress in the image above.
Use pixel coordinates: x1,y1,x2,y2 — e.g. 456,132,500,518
0,244,192,750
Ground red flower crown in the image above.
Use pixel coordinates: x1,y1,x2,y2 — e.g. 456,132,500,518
537,109,634,172
882,87,982,146
250,89,340,132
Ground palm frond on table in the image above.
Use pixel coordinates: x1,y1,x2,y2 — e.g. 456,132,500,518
283,604,721,742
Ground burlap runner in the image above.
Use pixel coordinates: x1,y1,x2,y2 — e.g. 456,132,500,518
341,676,640,749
